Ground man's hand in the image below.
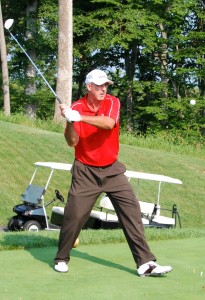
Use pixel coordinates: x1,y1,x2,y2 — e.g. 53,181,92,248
64,108,82,123
59,104,81,123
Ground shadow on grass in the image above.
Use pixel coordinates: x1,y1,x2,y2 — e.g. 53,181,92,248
71,249,137,275
0,233,136,275
27,246,137,276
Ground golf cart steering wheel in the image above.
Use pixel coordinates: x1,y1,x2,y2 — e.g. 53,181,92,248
55,189,64,202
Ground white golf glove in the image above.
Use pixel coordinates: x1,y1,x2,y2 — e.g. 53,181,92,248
65,108,82,123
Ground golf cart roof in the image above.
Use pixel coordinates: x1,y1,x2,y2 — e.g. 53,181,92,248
34,162,72,171
34,162,182,184
125,170,182,185
33,162,182,207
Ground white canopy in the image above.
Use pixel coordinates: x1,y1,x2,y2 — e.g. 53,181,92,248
34,161,182,184
125,170,182,185
35,162,72,171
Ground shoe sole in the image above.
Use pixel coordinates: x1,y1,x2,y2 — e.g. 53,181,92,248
139,269,172,277
54,267,68,273
54,269,68,273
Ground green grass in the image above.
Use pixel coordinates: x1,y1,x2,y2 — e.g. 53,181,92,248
0,117,205,299
0,120,205,229
0,239,205,300
1,112,204,158
1,227,205,251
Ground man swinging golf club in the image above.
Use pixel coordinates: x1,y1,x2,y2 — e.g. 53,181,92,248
54,69,172,277
4,18,172,277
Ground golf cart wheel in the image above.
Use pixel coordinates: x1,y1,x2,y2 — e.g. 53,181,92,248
23,220,41,232
7,216,21,231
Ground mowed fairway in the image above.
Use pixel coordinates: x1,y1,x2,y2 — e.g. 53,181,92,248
0,238,204,300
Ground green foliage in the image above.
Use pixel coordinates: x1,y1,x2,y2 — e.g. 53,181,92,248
72,0,205,136
0,0,204,139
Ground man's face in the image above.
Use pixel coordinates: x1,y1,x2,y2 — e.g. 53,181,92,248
86,83,108,101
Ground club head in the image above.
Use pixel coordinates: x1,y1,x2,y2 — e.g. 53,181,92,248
4,19,14,30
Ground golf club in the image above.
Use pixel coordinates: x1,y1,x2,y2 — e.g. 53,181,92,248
4,19,62,104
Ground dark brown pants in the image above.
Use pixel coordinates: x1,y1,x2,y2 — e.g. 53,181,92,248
54,160,156,267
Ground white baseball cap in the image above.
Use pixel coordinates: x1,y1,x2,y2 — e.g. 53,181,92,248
85,69,113,85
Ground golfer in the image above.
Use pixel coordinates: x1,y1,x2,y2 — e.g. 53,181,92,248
54,69,172,277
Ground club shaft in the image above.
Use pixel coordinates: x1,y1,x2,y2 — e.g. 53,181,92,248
8,30,62,104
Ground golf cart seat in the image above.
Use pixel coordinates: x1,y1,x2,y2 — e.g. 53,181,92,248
52,206,64,215
90,196,118,222
50,206,65,227
139,201,155,225
83,195,120,229
21,184,45,205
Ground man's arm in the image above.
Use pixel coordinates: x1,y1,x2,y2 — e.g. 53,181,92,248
81,115,115,130
64,122,79,147
64,115,114,147
59,103,79,147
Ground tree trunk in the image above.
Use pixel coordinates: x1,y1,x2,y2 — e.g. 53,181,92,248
54,0,73,123
159,22,168,99
0,1,10,115
124,44,139,131
25,0,38,118
198,6,205,98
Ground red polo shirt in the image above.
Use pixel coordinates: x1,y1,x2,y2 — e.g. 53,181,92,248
71,94,120,166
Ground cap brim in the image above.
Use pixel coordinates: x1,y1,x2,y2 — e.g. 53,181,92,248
91,79,113,85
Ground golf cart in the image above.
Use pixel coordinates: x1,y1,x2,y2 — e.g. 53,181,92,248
8,161,182,232
7,162,72,232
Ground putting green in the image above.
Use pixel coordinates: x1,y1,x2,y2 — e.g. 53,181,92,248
0,238,204,300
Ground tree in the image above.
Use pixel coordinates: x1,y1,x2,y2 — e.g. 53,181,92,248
72,0,205,135
0,0,10,115
1,0,204,138
54,0,73,122
25,0,38,118
73,0,160,130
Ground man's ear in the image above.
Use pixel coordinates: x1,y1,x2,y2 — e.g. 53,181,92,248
86,83,92,91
